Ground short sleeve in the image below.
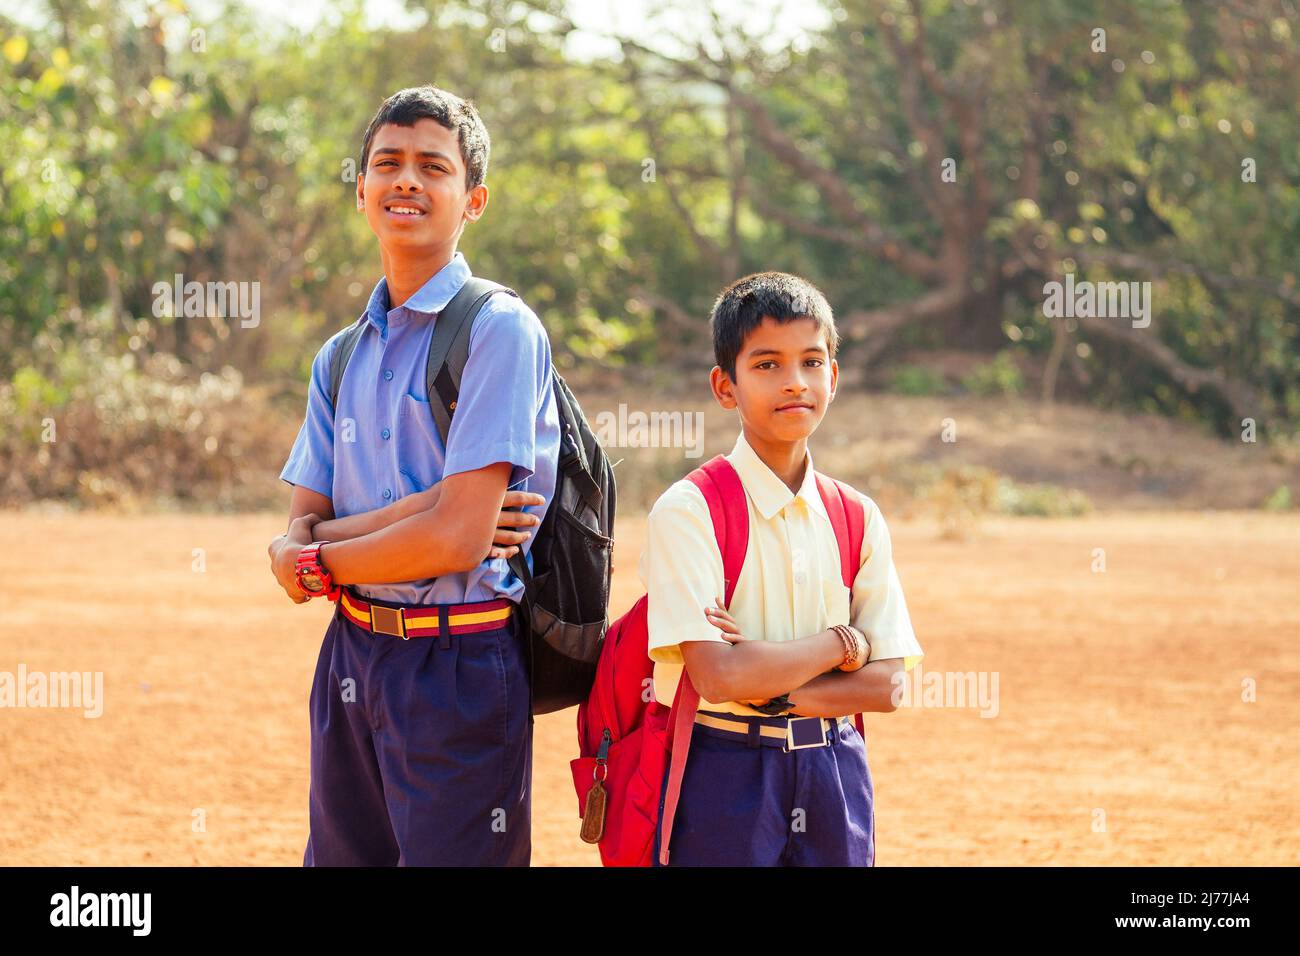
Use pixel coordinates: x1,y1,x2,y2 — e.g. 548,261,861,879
441,295,551,489
638,481,729,664
279,332,342,499
851,493,923,671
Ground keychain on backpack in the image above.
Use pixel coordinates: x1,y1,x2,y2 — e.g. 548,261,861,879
580,730,611,843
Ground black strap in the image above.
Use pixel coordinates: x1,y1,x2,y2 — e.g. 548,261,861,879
324,277,518,422
326,315,367,412
426,277,517,446
553,383,603,510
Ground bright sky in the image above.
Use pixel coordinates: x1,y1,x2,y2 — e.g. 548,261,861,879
3,0,830,61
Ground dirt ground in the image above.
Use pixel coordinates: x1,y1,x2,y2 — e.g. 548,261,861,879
0,509,1296,866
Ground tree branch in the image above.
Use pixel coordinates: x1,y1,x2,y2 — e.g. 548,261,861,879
1072,249,1300,308
1075,314,1259,422
839,284,973,364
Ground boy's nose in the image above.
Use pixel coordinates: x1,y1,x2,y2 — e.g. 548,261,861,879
393,167,423,192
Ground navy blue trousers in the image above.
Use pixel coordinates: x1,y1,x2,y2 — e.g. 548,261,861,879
654,712,875,867
303,603,532,866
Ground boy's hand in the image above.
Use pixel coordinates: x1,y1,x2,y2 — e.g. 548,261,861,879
267,514,320,558
487,491,546,560
268,515,321,604
704,598,748,644
703,600,769,706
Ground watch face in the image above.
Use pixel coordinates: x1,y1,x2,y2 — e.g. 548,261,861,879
300,573,324,592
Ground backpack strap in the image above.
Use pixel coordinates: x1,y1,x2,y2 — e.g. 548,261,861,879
658,455,749,865
326,276,517,420
326,315,368,413
556,379,604,509
816,472,868,739
815,473,865,590
426,276,518,445
425,277,520,706
686,456,749,605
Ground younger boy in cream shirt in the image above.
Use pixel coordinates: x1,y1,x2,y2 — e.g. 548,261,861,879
641,272,922,866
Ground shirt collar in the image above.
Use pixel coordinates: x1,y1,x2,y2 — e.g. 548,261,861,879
363,252,472,332
725,431,827,523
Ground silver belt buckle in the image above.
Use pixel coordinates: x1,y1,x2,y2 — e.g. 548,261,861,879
784,716,830,753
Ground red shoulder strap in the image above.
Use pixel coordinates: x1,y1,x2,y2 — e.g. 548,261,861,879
659,455,749,864
815,473,865,589
686,455,749,606
816,473,868,739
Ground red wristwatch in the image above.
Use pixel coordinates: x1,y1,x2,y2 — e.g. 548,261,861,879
295,542,340,601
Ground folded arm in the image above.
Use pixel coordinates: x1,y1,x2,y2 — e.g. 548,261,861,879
785,659,905,717
311,485,437,542
680,628,847,705
313,461,513,585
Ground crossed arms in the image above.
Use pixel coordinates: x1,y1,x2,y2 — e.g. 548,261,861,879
679,603,904,717
267,462,543,603
268,471,901,716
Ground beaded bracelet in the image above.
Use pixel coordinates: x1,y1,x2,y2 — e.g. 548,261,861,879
832,624,868,671
832,624,857,669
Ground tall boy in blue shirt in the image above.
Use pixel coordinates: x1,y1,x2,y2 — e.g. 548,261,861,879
267,86,559,866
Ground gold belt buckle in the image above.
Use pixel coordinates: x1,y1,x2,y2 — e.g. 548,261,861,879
370,604,406,639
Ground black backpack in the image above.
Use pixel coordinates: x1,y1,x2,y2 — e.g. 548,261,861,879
326,276,614,715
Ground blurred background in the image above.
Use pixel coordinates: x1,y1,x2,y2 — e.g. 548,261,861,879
1,0,1298,515
0,0,1297,867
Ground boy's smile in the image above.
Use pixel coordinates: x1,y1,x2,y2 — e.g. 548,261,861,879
710,315,838,483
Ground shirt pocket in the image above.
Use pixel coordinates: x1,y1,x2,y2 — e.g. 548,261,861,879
396,394,442,492
821,577,852,629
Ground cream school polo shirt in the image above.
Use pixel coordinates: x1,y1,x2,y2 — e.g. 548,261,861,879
638,431,923,716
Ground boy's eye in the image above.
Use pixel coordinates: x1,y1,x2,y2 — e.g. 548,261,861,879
754,359,822,369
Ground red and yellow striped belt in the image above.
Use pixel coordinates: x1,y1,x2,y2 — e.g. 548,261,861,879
337,588,515,640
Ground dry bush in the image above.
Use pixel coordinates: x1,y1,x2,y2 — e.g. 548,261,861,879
1,326,288,511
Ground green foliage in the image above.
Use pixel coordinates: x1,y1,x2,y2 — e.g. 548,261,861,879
890,364,947,396
995,478,1093,517
1,0,1297,453
1262,485,1292,511
10,366,70,415
922,463,1092,537
962,352,1025,397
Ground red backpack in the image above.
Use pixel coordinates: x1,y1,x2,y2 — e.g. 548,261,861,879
569,454,866,866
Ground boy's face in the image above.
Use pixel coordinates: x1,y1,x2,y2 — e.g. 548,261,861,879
710,315,838,446
356,118,487,257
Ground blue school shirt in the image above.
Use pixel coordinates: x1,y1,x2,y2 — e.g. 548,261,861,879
279,251,560,607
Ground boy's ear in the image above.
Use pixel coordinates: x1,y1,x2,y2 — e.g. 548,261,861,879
356,171,365,211
463,183,489,223
709,366,737,410
829,357,838,401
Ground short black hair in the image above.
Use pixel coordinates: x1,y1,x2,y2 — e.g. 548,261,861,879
710,272,838,379
359,85,490,191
